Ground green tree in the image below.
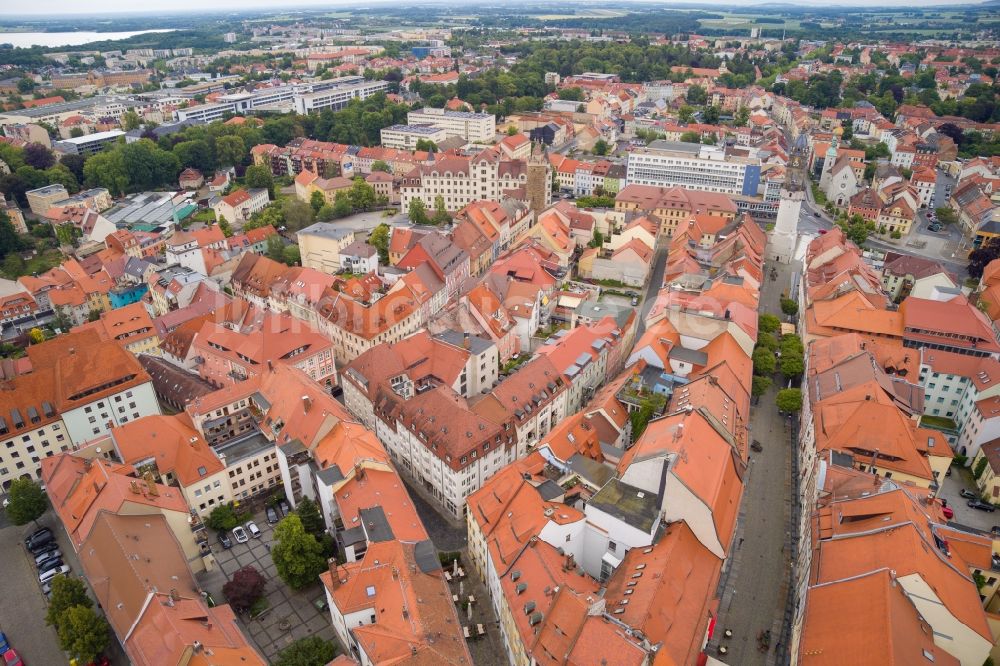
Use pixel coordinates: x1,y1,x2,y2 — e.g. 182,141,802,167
332,192,353,219
369,223,390,263
678,105,695,123
45,575,92,628
702,105,720,125
734,107,750,127
244,164,275,199
69,127,85,138
349,178,376,211
295,497,326,539
780,352,805,379
266,235,286,263
432,195,451,225
687,85,707,105
282,198,314,232
557,87,584,101
408,198,430,225
589,229,604,248
172,140,214,173
751,375,772,398
217,217,233,238
935,207,958,225
752,347,776,376
629,393,667,441
17,77,36,94
309,190,326,214
371,160,391,173
506,126,519,137
27,328,45,344
776,388,803,413
316,203,336,221
592,139,609,156
755,332,779,352
57,605,110,665
121,110,142,131
272,514,327,590
274,636,338,666
6,477,48,526
415,139,438,153
974,455,989,480
780,298,799,316
758,313,780,334
206,502,243,531
679,131,701,143
283,245,301,265
2,253,25,278
0,212,24,257
215,135,246,167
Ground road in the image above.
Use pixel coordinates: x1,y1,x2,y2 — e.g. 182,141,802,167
799,181,969,280
636,246,668,338
707,258,795,666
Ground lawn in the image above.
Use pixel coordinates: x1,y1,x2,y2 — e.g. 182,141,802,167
920,415,959,431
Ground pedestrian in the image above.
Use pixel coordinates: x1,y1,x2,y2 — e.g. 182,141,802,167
738,537,744,549
265,542,270,552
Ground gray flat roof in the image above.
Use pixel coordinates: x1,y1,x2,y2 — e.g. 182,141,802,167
589,478,660,533
298,222,354,240
216,430,273,464
359,506,394,543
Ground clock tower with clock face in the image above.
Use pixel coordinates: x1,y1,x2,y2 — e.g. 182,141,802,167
768,135,808,264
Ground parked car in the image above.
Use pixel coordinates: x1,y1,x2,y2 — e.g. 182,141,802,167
992,526,1000,536
26,535,55,555
960,488,978,500
39,564,71,584
928,224,942,232
942,506,955,519
24,527,52,548
232,526,249,544
31,542,59,562
266,506,279,525
968,499,996,512
0,632,8,654
3,648,22,666
814,212,821,218
246,521,261,538
37,557,64,574
218,532,232,549
35,552,63,569
278,500,291,517
630,296,639,307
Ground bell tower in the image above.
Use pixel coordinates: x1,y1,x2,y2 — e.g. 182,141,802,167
768,134,808,264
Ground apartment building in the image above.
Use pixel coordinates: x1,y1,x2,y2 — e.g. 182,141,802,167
406,107,496,142
614,183,738,239
297,222,357,273
212,187,270,223
625,140,761,196
341,330,499,430
316,288,423,364
0,330,160,491
41,455,263,664
399,150,541,213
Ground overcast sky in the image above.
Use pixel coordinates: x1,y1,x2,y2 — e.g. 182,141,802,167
0,0,986,18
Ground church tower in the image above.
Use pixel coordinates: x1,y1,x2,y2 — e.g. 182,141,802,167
768,134,807,264
526,141,552,214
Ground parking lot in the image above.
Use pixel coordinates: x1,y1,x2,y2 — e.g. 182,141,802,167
0,508,128,666
196,510,339,663
939,467,999,533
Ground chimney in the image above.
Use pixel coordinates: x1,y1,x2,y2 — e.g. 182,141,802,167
83,458,92,470
170,588,180,601
463,332,470,349
302,395,312,413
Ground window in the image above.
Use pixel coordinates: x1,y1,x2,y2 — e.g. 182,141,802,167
608,541,617,553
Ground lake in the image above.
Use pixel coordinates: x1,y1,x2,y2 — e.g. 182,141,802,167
0,29,176,49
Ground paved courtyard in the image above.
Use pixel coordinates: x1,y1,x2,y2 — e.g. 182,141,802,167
939,466,999,533
197,514,339,662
